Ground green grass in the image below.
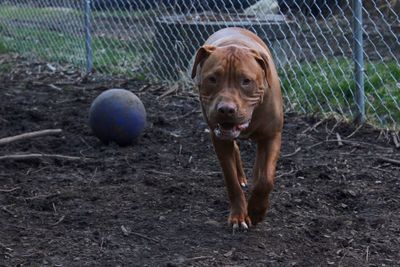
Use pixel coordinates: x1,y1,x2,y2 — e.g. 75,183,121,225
2,27,85,64
91,8,152,19
280,58,400,128
0,5,81,20
0,25,146,76
91,37,148,76
0,22,9,54
0,4,150,76
0,39,8,54
0,4,150,20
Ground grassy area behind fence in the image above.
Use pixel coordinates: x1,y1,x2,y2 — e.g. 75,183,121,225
280,58,400,127
0,4,398,129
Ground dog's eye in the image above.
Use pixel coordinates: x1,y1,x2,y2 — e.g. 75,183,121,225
208,76,217,84
241,78,252,86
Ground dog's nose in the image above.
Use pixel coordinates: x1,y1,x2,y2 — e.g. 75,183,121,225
217,102,237,115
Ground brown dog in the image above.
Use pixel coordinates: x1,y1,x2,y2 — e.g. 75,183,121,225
191,27,283,230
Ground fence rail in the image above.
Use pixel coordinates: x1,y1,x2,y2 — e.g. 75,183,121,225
0,0,399,129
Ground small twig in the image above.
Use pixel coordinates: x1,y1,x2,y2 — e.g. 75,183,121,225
27,166,49,175
276,169,296,179
377,157,400,166
281,147,301,158
0,242,13,252
345,124,363,139
184,256,214,262
89,167,98,185
0,129,62,145
131,232,160,243
138,84,150,92
100,237,105,251
80,137,93,149
0,153,82,161
50,215,65,227
302,119,326,134
157,85,178,100
150,86,165,92
0,187,20,193
336,133,343,146
24,192,60,200
392,132,400,148
48,84,62,91
170,110,200,121
46,63,56,72
1,252,13,258
325,121,340,139
121,225,130,236
1,206,16,216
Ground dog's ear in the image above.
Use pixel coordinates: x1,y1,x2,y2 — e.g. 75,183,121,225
191,45,216,79
252,50,273,90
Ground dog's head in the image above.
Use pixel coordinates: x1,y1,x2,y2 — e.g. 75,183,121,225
192,44,272,140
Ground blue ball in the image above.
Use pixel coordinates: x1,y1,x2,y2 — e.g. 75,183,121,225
89,89,146,146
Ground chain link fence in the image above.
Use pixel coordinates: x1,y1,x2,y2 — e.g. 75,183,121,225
0,0,399,128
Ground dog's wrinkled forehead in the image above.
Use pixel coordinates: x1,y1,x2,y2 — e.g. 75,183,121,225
204,46,255,74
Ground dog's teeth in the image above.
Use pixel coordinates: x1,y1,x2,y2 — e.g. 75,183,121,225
241,222,248,230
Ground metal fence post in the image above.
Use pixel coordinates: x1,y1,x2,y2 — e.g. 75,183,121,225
353,0,365,124
84,0,93,73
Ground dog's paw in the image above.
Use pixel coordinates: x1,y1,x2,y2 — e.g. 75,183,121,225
228,213,251,233
247,197,269,225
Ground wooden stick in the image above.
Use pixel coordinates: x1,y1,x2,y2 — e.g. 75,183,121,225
0,242,13,252
0,129,62,145
0,153,81,161
50,215,65,227
170,110,200,121
1,206,15,216
336,133,343,146
377,157,400,166
157,85,178,100
0,187,20,193
281,147,301,158
392,132,400,148
345,124,363,139
276,170,296,179
184,256,214,262
302,119,326,134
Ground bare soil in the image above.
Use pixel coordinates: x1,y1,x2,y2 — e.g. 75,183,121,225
0,54,399,266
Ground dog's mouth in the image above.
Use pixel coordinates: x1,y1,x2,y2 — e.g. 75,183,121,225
214,121,250,140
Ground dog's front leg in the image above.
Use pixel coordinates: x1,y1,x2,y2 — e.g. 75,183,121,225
211,134,251,230
247,133,282,225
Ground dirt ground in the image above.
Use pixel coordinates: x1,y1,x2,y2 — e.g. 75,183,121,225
0,54,399,267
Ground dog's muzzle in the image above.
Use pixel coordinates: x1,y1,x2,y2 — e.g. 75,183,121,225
214,121,250,140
